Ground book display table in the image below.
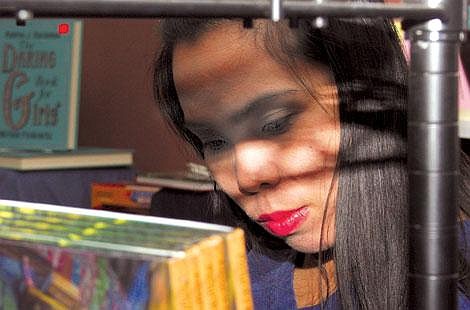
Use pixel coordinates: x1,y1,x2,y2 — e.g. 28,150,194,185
0,167,135,208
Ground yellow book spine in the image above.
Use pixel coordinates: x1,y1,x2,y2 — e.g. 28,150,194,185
185,246,203,310
148,261,171,310
196,235,229,310
47,272,80,308
224,228,254,310
209,235,230,309
26,286,68,310
168,256,194,310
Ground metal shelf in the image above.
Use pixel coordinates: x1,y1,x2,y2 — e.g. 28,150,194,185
0,1,467,309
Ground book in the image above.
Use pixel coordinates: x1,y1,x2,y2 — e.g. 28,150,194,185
91,181,161,214
0,147,133,170
137,162,214,192
0,19,82,150
0,199,253,309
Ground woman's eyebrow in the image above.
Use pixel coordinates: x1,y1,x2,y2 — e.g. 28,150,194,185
184,89,300,130
229,89,300,124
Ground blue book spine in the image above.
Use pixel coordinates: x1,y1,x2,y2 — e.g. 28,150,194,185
0,19,82,150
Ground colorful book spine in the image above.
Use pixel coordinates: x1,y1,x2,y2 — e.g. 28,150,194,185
91,182,161,212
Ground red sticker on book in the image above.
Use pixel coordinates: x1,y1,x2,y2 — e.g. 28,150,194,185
58,23,70,35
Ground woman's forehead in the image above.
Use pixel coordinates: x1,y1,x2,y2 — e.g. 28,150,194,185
172,23,288,117
172,23,259,97
171,21,335,124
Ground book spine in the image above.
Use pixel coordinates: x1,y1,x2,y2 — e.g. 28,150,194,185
224,228,253,310
148,261,171,310
91,182,159,210
168,256,195,309
26,286,68,310
47,272,81,308
196,235,229,310
67,20,83,149
185,246,203,309
210,236,230,309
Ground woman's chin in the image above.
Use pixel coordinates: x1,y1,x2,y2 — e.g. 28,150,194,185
284,231,335,254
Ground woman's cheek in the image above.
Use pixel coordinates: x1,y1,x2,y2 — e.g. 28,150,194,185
207,159,237,194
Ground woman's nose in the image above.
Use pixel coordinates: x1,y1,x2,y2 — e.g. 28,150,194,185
233,141,281,195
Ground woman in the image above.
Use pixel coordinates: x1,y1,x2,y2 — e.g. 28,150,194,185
154,15,470,309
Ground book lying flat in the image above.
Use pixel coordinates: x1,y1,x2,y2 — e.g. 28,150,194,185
137,163,213,192
0,199,253,309
136,172,214,192
0,147,133,170
91,181,162,214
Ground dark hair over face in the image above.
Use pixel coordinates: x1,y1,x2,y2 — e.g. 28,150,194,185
154,16,470,309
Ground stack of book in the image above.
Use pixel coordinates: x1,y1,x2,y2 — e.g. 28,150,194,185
91,163,214,214
91,181,161,214
0,19,133,170
0,199,253,309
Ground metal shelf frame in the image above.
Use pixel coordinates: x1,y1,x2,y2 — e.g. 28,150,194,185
0,0,467,309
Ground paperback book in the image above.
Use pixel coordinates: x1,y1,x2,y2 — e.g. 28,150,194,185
0,147,133,171
91,181,161,214
137,162,214,192
0,19,82,150
0,199,253,309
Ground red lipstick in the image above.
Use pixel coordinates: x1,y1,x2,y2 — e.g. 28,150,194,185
257,206,309,237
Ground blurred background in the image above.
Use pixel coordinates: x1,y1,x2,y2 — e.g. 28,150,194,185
78,19,199,173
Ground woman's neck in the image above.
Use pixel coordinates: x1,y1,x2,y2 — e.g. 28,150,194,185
293,253,337,308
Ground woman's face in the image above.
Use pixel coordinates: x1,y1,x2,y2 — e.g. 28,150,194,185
172,22,339,253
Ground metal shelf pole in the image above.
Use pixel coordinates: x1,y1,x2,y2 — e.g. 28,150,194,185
407,0,466,308
0,0,445,19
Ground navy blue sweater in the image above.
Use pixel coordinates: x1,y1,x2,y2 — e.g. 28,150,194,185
247,222,470,309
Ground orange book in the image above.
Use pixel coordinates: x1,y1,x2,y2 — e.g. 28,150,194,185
91,182,161,212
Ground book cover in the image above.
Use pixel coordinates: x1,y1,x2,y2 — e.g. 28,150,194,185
0,19,82,150
0,199,253,309
0,147,134,170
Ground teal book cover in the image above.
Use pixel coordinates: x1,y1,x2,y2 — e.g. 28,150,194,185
0,19,82,150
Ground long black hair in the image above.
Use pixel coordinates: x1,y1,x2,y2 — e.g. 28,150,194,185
153,15,470,310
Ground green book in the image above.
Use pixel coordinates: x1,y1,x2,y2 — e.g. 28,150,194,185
0,19,82,150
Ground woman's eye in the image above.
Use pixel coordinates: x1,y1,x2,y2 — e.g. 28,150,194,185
261,115,294,136
203,139,228,152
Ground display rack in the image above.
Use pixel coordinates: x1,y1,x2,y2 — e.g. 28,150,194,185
0,0,467,309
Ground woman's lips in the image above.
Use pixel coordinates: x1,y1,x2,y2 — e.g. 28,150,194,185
257,206,310,237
